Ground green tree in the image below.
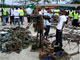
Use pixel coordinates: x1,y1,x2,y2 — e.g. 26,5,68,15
73,0,78,1
1,0,5,4
56,0,59,4
71,0,80,4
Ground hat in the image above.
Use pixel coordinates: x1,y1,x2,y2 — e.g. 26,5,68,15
60,9,66,14
61,9,66,13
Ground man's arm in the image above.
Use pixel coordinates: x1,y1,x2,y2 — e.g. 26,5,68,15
60,22,66,32
1,9,3,15
50,19,58,24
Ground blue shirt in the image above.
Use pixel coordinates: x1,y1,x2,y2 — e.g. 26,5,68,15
44,19,47,26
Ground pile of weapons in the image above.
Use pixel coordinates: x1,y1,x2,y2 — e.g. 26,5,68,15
39,42,70,60
0,27,33,53
63,29,80,43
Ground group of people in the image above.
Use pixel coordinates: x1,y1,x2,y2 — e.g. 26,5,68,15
1,6,80,51
69,9,80,27
1,7,24,26
38,8,80,51
39,8,67,51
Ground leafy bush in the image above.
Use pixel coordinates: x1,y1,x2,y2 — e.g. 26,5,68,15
0,4,21,8
71,1,80,4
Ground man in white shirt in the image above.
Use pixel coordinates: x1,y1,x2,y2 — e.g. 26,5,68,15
39,9,43,15
43,12,51,40
42,9,48,15
13,8,20,26
10,8,14,25
26,7,33,23
55,10,67,50
48,10,53,21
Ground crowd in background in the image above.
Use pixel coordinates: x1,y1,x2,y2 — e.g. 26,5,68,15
0,7,24,26
0,7,80,27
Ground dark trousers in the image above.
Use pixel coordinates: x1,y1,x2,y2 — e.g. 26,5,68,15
10,16,14,25
27,15,31,23
56,29,62,48
2,16,6,25
72,19,78,27
1,16,2,22
20,16,23,24
44,25,50,36
14,18,20,26
6,16,8,23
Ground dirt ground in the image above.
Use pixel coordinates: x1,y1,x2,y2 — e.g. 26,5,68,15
0,17,80,60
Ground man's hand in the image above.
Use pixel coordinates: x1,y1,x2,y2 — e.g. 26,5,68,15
60,29,63,32
44,26,46,30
